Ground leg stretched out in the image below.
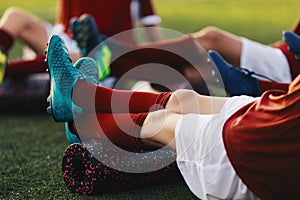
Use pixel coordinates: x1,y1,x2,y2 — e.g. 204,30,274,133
46,35,259,199
46,34,229,148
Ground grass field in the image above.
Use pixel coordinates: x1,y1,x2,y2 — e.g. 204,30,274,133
0,0,299,199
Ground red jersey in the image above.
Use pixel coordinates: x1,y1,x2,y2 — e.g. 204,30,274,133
271,19,300,79
57,0,159,39
223,74,300,199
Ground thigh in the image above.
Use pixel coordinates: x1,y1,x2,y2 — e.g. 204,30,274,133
1,8,49,54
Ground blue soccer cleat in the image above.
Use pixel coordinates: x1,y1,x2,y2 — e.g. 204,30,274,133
70,14,107,56
70,14,111,80
75,56,100,85
208,50,263,97
70,17,88,56
46,34,80,122
283,31,300,59
46,35,99,122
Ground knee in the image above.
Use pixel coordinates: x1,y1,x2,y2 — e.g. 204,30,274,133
141,109,171,139
203,26,223,38
3,7,24,18
141,110,178,149
173,89,198,98
193,26,225,49
169,89,198,107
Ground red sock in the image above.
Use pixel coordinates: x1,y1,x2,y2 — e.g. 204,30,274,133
7,54,47,76
73,80,172,113
73,112,149,149
259,80,289,92
0,29,14,52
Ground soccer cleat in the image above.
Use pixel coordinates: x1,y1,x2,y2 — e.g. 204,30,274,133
208,50,262,97
70,14,111,80
0,48,7,85
70,17,88,56
46,34,100,122
70,14,107,56
75,57,99,85
283,31,300,59
46,34,82,122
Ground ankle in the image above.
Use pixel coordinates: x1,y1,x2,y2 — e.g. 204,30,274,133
68,122,78,135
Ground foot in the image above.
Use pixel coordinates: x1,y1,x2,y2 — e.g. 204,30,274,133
283,31,300,59
0,48,7,85
75,57,100,85
46,34,81,122
46,35,99,122
208,50,262,97
70,14,107,56
70,14,111,80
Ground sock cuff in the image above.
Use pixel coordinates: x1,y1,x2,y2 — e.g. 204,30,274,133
0,29,14,52
155,92,172,110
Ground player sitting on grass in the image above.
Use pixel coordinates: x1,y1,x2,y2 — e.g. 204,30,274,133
45,34,300,199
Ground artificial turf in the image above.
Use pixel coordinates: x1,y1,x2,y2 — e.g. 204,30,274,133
0,114,197,199
0,0,299,199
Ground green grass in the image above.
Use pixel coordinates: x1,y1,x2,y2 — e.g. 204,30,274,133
156,0,299,44
0,0,299,199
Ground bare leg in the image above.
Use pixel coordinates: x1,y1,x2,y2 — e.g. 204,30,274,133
0,7,50,54
141,90,229,150
141,110,181,150
0,7,81,61
165,89,229,115
191,26,242,66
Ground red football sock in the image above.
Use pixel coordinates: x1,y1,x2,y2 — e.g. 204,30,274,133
0,29,14,52
259,79,289,92
73,80,172,113
7,54,47,76
73,112,149,149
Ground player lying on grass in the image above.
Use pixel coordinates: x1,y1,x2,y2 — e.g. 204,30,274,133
71,14,300,87
45,34,300,199
0,0,160,85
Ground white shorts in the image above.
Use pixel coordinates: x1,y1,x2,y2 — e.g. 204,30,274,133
45,23,80,54
23,23,80,59
241,38,291,83
175,95,259,200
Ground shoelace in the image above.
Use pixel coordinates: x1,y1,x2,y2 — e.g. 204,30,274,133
237,67,277,82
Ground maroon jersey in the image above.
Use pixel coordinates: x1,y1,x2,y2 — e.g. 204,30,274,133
57,0,158,39
223,74,300,199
